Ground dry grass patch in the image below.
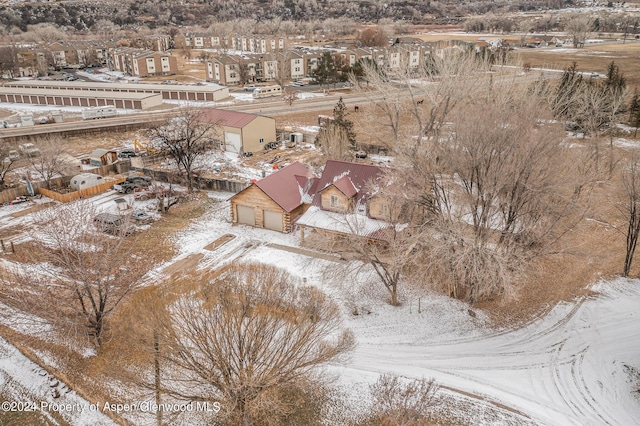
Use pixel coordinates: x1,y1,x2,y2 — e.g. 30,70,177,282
483,156,634,325
515,42,640,87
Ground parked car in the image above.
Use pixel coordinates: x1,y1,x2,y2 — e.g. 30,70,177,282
130,209,152,224
118,150,137,158
133,185,168,201
292,81,306,87
243,84,256,92
114,176,152,194
355,150,368,159
93,213,135,236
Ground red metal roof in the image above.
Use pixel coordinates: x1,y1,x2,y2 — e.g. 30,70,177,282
328,175,358,198
312,160,384,207
255,162,316,212
198,108,260,128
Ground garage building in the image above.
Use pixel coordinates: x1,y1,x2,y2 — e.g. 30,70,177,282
230,162,317,233
198,108,277,155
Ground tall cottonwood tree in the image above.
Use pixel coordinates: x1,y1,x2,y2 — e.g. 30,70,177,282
0,201,148,347
0,145,19,188
565,15,591,48
26,135,73,189
151,263,354,425
349,51,591,304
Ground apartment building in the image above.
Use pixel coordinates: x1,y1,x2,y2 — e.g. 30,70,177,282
110,48,177,77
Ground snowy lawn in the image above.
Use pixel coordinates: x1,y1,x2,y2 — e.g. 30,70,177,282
0,191,638,425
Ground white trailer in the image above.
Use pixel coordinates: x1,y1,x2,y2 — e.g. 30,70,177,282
252,85,282,99
81,106,117,120
19,114,34,127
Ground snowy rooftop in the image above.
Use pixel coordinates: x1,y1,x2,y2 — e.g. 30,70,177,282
295,205,391,239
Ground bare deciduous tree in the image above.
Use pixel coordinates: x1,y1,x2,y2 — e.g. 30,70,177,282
23,23,66,44
26,135,74,189
360,374,439,426
621,157,640,277
148,107,220,192
154,263,354,425
349,52,592,305
565,15,591,48
315,124,353,161
357,27,388,47
0,145,19,188
0,201,147,348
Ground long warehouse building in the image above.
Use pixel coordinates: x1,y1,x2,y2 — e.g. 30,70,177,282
6,80,230,102
0,87,163,110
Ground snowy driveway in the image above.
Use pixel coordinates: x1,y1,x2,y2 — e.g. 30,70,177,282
346,279,640,426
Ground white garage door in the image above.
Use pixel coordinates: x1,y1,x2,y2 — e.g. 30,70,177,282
237,205,255,226
263,210,283,232
225,132,242,153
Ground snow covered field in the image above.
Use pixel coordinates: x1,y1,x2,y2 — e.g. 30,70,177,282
1,191,639,425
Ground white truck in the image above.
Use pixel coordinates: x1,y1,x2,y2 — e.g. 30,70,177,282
81,106,117,120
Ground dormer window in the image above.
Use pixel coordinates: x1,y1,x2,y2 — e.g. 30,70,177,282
330,195,338,207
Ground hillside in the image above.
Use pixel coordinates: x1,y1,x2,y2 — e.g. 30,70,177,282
0,0,576,31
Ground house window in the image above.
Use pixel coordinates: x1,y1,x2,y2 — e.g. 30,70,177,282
330,195,338,207
259,138,264,144
381,203,389,218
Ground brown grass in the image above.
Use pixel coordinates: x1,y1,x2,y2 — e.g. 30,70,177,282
514,42,640,87
482,154,635,325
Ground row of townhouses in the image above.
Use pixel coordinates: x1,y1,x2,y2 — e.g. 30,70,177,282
174,33,287,54
0,34,174,78
206,43,432,85
2,33,438,83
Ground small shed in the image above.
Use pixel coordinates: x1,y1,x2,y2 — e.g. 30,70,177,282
89,149,119,167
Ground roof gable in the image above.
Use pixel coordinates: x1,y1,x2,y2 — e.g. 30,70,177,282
90,148,115,158
323,175,357,198
254,162,316,212
312,160,384,207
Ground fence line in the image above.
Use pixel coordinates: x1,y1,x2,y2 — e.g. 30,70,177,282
38,176,126,203
0,163,123,204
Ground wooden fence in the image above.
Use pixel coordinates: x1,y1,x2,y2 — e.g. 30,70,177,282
0,163,124,204
137,167,249,194
38,176,126,203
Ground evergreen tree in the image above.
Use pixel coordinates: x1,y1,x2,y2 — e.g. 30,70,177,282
333,97,357,148
311,52,338,86
605,61,626,98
